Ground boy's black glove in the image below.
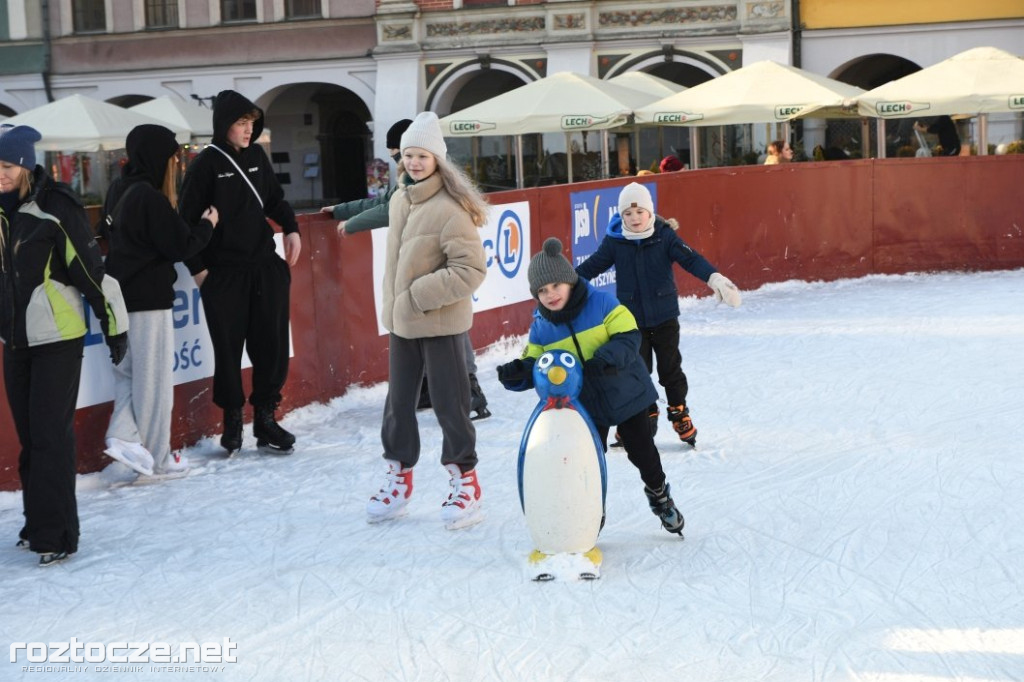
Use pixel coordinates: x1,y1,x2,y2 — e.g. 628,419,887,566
584,357,617,378
497,358,534,391
106,332,128,365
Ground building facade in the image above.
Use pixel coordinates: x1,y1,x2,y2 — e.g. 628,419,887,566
0,1,1020,204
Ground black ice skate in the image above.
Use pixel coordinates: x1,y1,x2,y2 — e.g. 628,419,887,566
667,404,697,447
221,407,243,455
469,373,491,421
253,404,295,455
644,482,685,537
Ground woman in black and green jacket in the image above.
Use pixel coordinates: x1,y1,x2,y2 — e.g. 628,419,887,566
0,124,129,566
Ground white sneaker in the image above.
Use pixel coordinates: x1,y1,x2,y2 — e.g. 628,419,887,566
440,464,483,530
104,438,155,476
366,460,413,522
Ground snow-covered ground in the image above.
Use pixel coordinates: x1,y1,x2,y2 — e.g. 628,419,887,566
3,269,1023,682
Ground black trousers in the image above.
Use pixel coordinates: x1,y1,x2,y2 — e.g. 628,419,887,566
200,257,291,410
639,318,688,410
382,333,477,472
596,408,666,491
4,338,83,554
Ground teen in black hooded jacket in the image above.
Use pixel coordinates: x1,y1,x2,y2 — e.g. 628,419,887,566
103,124,217,477
178,90,301,454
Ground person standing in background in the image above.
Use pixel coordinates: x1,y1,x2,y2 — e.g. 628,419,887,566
764,140,793,165
0,125,129,566
179,90,301,456
914,116,962,156
103,124,218,480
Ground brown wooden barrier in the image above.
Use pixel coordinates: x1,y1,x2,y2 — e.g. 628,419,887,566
1,155,1021,490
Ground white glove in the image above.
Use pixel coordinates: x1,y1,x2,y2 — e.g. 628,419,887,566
708,272,742,308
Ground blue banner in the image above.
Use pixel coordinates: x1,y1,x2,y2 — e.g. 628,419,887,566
568,183,658,296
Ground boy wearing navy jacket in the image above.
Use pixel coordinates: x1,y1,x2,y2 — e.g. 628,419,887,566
576,182,741,447
497,238,684,535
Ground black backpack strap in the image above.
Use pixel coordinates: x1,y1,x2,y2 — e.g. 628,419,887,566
99,182,144,242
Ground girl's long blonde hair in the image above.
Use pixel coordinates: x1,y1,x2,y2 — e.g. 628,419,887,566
162,154,180,209
398,155,489,227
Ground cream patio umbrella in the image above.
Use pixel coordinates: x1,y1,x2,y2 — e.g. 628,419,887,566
2,94,190,151
855,46,1024,156
634,61,865,167
131,96,214,141
440,71,661,186
608,72,686,172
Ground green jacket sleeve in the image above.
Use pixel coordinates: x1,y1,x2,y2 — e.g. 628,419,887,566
343,201,391,233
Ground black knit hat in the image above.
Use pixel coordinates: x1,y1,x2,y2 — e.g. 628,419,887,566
385,119,413,149
528,237,578,297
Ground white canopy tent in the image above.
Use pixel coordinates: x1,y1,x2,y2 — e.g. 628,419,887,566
439,71,663,186
634,61,866,167
855,46,1024,157
130,96,214,141
2,94,190,151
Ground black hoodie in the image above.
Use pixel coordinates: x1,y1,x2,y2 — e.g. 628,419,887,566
104,124,214,312
178,90,298,273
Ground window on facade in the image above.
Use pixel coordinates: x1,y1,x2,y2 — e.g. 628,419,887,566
462,0,508,6
146,0,179,28
221,0,257,22
73,0,106,33
286,0,321,18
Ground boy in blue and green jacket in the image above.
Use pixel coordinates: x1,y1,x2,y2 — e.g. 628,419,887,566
497,237,684,536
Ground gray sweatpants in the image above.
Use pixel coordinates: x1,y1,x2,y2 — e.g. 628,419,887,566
106,309,175,471
382,333,477,472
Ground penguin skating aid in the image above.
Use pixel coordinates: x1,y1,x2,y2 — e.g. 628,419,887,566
517,351,607,581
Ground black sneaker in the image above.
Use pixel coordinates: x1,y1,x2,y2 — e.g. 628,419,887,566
221,407,243,454
644,482,685,536
39,550,70,567
253,405,295,454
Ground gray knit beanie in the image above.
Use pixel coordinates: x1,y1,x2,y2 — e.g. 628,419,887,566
400,111,447,159
528,237,578,297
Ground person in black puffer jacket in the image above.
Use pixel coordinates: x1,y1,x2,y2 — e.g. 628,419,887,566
103,124,218,478
0,124,129,566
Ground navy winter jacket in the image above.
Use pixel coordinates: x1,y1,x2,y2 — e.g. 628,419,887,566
576,215,717,328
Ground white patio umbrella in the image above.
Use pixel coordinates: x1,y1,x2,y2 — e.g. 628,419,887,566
855,46,1024,156
1,94,190,151
634,61,865,167
608,72,684,100
608,72,686,171
130,96,213,140
635,61,864,126
440,71,662,186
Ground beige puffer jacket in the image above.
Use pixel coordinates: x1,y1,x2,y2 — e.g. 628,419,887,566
382,172,486,339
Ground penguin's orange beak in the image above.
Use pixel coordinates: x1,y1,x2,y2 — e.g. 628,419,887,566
548,366,567,385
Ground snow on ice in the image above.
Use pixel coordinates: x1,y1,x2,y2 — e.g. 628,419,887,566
2,269,1023,681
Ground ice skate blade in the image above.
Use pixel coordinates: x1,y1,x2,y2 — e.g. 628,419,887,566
366,506,409,524
134,470,191,485
443,507,484,531
257,441,294,456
